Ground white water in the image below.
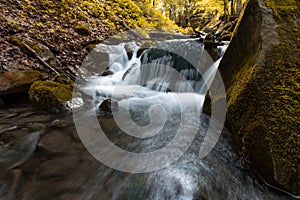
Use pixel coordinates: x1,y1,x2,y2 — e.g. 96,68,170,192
74,40,293,200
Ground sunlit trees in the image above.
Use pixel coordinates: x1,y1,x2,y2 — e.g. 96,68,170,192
156,0,244,28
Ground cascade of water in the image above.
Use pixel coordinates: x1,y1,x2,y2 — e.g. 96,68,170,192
121,40,217,93
83,39,222,109
70,39,294,200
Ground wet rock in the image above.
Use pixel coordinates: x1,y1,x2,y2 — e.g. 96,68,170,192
83,45,109,73
38,132,75,154
165,35,174,40
101,69,113,76
28,74,74,112
124,44,134,60
51,74,73,85
0,132,40,171
86,43,97,52
205,0,300,195
0,70,44,97
204,34,218,61
98,99,118,113
137,41,153,58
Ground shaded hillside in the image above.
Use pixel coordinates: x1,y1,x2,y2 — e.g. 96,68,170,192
0,0,178,78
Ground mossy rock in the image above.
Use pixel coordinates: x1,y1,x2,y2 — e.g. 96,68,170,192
29,77,73,112
208,0,300,195
10,37,23,47
10,37,43,56
74,24,91,36
86,44,97,52
0,70,44,96
165,35,174,40
10,37,41,53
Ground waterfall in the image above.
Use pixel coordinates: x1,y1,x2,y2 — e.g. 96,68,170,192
69,39,294,200
121,40,217,94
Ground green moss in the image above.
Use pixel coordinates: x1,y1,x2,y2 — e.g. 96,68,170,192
74,23,91,36
10,37,23,47
86,44,96,52
29,79,73,111
24,40,41,53
10,37,41,54
224,0,300,172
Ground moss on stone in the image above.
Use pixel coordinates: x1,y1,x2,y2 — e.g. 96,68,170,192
24,40,41,53
28,78,73,111
10,37,41,55
204,0,299,193
86,44,97,52
10,37,23,47
74,23,91,36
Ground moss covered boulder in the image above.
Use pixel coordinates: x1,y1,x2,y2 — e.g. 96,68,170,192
205,0,300,195
29,75,73,111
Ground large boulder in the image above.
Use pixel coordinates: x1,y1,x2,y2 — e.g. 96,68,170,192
204,0,299,195
0,70,44,103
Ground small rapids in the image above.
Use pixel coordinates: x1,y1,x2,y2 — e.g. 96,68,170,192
0,39,294,200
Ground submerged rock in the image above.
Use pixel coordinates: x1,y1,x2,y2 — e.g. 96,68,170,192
28,74,74,112
101,69,113,76
0,132,40,171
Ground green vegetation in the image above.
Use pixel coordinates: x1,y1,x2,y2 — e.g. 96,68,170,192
29,75,74,112
10,37,41,55
209,0,299,193
74,24,91,36
222,0,299,176
14,0,184,37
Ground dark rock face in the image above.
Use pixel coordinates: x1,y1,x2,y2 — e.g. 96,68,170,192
124,44,134,60
101,69,113,76
205,0,300,195
204,34,218,61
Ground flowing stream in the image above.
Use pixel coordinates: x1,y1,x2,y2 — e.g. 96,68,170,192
0,39,294,200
